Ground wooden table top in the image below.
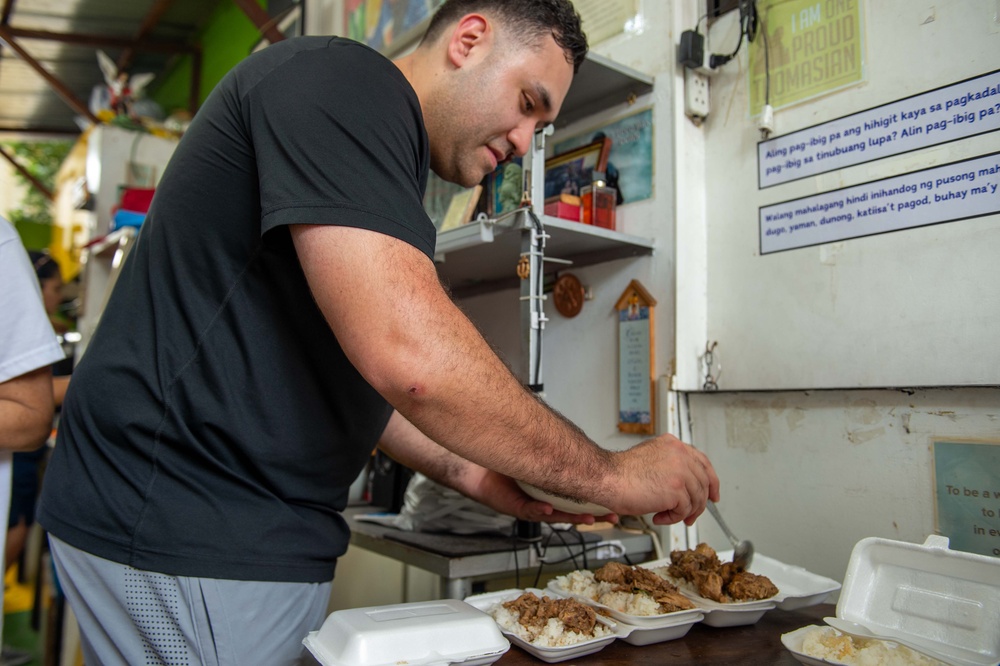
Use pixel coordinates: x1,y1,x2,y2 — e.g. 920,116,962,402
495,602,831,665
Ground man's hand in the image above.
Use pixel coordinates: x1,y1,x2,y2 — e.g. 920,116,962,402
601,434,719,525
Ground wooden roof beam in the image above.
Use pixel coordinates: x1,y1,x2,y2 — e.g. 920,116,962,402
3,26,195,53
117,0,178,72
0,125,80,136
0,143,54,200
0,26,99,125
1,0,15,28
231,0,286,45
189,47,202,115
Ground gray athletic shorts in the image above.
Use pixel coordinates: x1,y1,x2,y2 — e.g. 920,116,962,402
49,536,332,666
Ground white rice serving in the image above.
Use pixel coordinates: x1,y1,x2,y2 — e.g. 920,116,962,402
649,566,704,598
551,570,663,616
800,626,945,666
488,601,612,647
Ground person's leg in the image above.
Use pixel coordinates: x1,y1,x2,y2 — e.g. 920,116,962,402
49,536,331,666
4,519,27,571
185,575,331,665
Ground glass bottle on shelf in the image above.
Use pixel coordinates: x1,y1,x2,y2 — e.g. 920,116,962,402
580,171,617,229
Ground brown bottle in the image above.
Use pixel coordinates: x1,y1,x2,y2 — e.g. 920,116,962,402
581,171,617,229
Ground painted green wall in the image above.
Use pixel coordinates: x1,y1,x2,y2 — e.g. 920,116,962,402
15,220,52,250
151,0,269,114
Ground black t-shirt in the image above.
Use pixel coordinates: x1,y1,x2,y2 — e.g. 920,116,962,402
38,37,434,583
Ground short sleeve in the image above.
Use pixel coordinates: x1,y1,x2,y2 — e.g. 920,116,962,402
0,229,64,384
246,40,435,258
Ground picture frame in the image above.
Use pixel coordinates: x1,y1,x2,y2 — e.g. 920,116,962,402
615,280,656,436
553,107,655,204
344,0,446,58
438,184,483,232
543,137,611,203
488,157,523,217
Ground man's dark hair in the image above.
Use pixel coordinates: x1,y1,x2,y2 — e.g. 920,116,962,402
29,250,61,282
421,0,588,73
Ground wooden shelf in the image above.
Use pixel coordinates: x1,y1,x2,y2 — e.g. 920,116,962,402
435,212,654,297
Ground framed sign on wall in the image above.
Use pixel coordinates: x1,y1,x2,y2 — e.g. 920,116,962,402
615,280,656,435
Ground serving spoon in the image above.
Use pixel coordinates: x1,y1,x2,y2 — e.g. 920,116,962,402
706,501,755,570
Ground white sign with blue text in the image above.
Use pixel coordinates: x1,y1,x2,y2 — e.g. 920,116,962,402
760,151,1000,254
758,69,1000,188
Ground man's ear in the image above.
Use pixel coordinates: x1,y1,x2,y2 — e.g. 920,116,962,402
445,14,491,68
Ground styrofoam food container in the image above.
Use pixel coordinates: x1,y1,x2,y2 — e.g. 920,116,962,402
614,612,705,646
782,623,954,666
544,578,706,628
303,599,510,666
781,625,854,666
834,535,1000,666
515,481,611,515
640,556,779,627
715,550,842,611
464,588,618,663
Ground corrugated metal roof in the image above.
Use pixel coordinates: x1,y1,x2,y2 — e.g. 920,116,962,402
0,0,224,136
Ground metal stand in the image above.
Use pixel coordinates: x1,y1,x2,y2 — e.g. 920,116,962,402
518,125,554,391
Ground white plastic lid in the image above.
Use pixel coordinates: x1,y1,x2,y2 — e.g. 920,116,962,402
303,599,510,666
837,535,1000,666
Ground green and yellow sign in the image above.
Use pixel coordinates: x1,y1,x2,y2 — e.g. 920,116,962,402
750,0,865,115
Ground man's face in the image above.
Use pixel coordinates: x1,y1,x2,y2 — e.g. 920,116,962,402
40,275,63,317
425,31,574,187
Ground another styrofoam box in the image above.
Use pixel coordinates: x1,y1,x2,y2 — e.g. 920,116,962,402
835,535,1000,666
303,599,510,666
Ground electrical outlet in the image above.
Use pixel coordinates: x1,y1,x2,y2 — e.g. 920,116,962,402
684,68,710,122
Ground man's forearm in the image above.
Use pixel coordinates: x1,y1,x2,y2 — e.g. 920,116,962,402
379,297,618,505
0,367,54,451
293,225,617,504
378,410,470,492
294,225,718,523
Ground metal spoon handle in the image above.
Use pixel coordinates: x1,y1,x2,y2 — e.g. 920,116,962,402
706,501,740,549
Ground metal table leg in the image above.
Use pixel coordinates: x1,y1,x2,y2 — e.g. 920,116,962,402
442,577,472,600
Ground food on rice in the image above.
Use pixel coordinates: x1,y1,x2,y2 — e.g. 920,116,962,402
800,626,945,665
488,591,612,647
655,542,778,602
552,562,696,616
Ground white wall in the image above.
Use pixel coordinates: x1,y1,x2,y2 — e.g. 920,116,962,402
690,0,1000,390
669,0,1000,587
688,388,1000,586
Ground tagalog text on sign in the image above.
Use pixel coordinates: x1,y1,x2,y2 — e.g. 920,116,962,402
758,69,1000,188
759,151,1000,254
934,440,1000,558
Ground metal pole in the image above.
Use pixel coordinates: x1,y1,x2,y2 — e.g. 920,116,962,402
519,127,552,391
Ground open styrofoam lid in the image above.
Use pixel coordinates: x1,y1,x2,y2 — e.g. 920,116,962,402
303,599,510,666
836,535,1000,666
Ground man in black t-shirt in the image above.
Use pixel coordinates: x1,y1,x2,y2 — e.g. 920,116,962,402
38,1,719,664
